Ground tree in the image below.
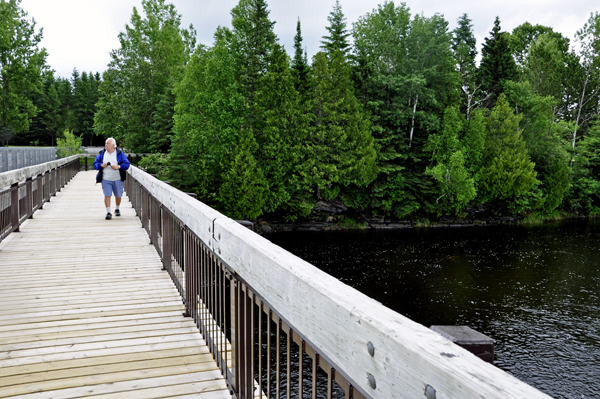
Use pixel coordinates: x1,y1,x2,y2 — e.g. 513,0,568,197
300,51,378,199
452,14,485,120
567,121,600,214
477,94,537,205
254,44,305,213
478,17,518,106
0,0,47,145
504,81,570,212
425,106,476,213
566,12,600,163
291,18,310,96
509,22,570,69
230,0,277,132
95,0,196,152
320,0,351,58
352,2,459,216
171,34,245,200
219,127,267,219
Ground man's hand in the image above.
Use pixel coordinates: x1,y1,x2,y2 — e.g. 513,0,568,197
111,164,120,170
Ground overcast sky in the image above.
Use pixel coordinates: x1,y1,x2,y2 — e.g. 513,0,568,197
18,0,599,79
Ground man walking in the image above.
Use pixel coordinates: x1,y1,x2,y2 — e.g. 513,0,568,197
93,138,131,219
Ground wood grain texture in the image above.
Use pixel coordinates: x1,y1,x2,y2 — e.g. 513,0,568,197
0,171,230,399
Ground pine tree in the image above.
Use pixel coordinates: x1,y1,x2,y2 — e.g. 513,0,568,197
291,18,310,96
320,0,351,58
452,14,482,120
478,17,519,106
230,0,277,131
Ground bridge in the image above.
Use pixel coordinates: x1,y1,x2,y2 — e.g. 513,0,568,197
0,156,551,398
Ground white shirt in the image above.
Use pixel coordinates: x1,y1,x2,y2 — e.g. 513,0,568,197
102,150,120,181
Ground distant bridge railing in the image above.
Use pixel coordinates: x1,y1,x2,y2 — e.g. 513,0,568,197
0,155,79,243
125,166,552,399
0,147,57,173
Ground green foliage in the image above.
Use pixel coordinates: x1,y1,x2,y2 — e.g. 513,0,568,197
300,51,378,196
137,153,170,178
478,17,518,105
219,128,267,219
56,129,84,158
95,0,196,152
478,95,537,204
254,44,304,213
566,121,600,213
291,18,310,96
0,0,47,145
426,107,476,213
320,0,351,58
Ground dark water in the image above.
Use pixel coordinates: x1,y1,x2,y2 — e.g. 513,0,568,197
264,219,600,399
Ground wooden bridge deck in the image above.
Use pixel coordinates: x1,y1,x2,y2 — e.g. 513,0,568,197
0,171,230,399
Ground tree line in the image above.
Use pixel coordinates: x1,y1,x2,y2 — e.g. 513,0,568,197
4,0,600,220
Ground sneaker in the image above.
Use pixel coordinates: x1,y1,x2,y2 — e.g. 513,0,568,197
115,209,121,217
105,212,112,220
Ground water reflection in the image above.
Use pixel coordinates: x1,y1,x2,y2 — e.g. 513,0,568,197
265,219,600,399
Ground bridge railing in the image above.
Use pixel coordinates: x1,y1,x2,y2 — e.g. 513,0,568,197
0,156,80,243
0,147,57,172
125,166,551,399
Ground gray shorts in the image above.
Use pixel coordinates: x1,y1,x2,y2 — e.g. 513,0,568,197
101,179,124,198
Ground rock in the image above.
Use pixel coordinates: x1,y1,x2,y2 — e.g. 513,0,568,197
313,200,347,214
261,224,272,232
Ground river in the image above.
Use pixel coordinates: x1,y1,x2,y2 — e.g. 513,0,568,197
264,218,600,399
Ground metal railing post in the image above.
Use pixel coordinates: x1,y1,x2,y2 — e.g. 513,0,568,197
10,183,19,233
26,178,33,219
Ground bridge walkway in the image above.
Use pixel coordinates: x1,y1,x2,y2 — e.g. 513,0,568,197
0,170,230,399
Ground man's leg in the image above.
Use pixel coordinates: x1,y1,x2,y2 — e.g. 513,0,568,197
114,180,124,216
102,180,113,219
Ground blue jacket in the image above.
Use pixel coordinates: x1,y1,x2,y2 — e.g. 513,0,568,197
94,148,131,183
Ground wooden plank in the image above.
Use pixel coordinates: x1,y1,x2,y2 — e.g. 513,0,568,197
0,170,228,398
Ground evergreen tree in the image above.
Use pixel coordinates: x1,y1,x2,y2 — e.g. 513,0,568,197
291,18,310,96
0,0,47,145
230,0,277,131
452,14,483,120
478,17,519,106
477,94,537,204
219,127,267,219
567,121,600,214
320,0,351,58
300,51,378,199
254,44,305,213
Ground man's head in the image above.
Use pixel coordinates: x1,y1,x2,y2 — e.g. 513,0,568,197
105,137,117,153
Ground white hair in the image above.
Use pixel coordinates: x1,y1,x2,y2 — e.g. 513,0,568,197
106,137,117,147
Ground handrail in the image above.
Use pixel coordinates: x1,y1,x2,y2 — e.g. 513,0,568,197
0,156,80,244
126,165,552,399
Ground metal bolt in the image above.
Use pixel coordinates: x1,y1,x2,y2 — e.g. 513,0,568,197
208,226,211,232
424,385,436,399
367,373,376,389
218,233,221,240
367,342,375,357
